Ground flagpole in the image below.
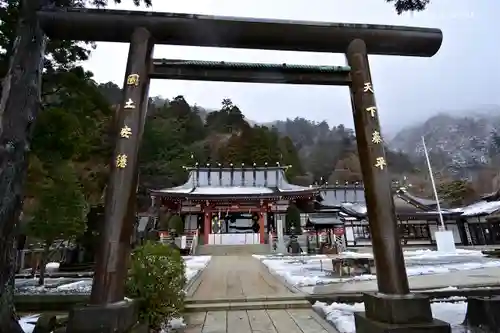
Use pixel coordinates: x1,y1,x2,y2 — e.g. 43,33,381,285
421,136,445,230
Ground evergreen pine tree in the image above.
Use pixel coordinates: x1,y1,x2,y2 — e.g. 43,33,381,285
285,204,301,235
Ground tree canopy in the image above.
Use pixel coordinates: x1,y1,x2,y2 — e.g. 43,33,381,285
0,0,150,331
131,96,306,198
285,204,301,235
386,0,430,14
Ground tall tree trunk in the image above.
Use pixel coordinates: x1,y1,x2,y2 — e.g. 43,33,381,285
0,0,47,331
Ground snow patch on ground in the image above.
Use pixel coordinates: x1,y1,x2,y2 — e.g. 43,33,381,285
45,262,60,272
313,301,468,333
16,256,212,295
183,255,211,282
161,317,186,332
256,250,500,289
19,315,39,333
19,314,187,333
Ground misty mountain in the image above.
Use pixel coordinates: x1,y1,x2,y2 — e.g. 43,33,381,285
390,108,500,173
99,81,500,181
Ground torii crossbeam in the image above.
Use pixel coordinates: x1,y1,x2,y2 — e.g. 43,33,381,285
150,59,352,85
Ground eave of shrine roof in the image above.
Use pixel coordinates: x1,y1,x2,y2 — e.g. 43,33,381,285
308,213,343,225
192,186,274,195
450,200,500,217
319,186,441,210
320,187,365,206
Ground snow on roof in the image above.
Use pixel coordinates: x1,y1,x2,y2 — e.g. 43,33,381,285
278,183,316,192
156,186,193,194
156,172,196,194
453,200,500,217
398,188,438,206
192,186,274,195
341,202,367,214
154,168,315,196
308,215,343,225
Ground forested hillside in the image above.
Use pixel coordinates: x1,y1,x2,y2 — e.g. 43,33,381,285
99,83,422,195
99,84,305,199
272,118,417,183
23,75,498,221
390,110,500,183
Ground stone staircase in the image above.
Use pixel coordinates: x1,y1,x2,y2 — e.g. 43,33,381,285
185,295,311,312
196,244,271,256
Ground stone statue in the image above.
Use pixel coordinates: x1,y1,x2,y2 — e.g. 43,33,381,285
166,229,180,251
287,236,302,254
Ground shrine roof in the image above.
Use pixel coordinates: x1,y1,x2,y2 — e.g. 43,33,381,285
450,200,500,217
317,186,442,210
150,166,318,198
315,186,457,218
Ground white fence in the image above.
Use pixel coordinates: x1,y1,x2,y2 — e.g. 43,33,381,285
208,233,260,245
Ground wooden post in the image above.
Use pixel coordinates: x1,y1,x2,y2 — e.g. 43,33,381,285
346,39,409,295
259,212,265,244
120,37,153,274
90,27,152,304
204,210,211,245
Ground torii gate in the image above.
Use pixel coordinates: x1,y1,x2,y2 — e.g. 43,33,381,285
28,7,449,332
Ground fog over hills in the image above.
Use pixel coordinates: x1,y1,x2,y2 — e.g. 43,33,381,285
389,105,500,170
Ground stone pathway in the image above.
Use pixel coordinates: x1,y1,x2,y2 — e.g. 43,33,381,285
184,256,338,332
187,256,293,300
184,309,336,333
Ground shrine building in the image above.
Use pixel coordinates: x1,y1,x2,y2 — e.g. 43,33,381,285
150,165,319,245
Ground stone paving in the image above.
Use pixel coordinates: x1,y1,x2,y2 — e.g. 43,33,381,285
184,256,338,333
184,309,337,333
187,256,293,300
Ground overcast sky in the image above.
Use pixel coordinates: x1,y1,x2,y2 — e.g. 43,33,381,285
84,0,498,135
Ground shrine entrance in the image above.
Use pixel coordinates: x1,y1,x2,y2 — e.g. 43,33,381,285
151,165,318,246
208,212,261,245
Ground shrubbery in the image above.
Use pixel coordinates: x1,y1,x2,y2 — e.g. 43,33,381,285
168,215,184,236
126,241,186,331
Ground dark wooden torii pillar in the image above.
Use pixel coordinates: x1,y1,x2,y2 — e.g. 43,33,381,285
89,27,154,305
67,28,154,332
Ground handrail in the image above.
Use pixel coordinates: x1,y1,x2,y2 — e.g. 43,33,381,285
190,229,199,255
269,232,274,252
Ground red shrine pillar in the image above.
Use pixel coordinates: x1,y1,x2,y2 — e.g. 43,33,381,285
203,210,211,245
259,211,265,244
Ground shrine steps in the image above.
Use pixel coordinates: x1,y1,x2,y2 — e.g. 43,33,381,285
185,298,311,312
196,244,271,256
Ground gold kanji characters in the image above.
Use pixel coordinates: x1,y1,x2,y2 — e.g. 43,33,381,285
372,130,382,144
120,125,132,139
363,82,374,93
374,157,386,170
116,154,128,168
127,74,140,86
124,98,135,109
366,106,377,117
